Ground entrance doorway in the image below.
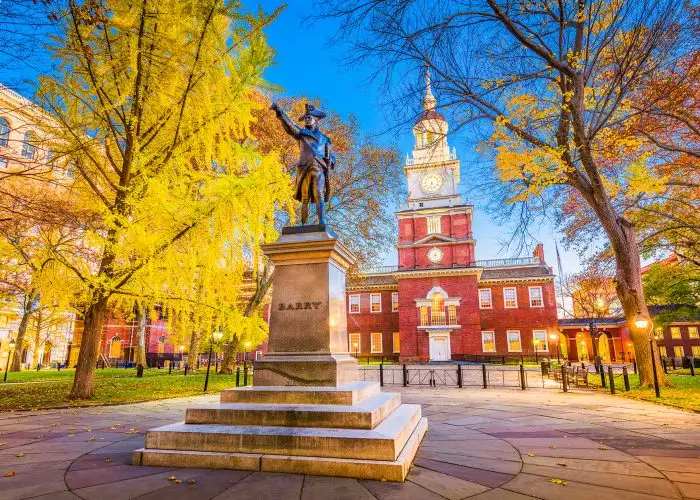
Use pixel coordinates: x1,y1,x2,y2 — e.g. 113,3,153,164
598,333,611,362
429,333,451,361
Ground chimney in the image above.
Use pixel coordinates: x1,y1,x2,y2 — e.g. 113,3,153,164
533,243,545,264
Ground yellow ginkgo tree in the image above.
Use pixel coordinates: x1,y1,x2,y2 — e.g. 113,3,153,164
32,0,292,399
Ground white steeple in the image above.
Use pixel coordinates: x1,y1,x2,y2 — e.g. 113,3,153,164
423,68,437,112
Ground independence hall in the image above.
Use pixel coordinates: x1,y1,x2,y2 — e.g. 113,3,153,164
344,74,699,364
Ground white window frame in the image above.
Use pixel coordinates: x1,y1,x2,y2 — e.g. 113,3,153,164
349,294,360,314
689,326,699,339
427,216,441,234
0,117,9,147
21,131,35,159
478,288,493,309
349,333,361,354
392,332,400,353
392,292,399,312
670,326,682,339
532,330,549,352
481,331,496,352
255,350,263,360
503,287,518,309
506,330,522,352
370,293,382,313
528,286,544,308
371,332,383,353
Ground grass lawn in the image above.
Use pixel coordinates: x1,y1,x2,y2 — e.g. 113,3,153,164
0,367,248,411
590,371,700,412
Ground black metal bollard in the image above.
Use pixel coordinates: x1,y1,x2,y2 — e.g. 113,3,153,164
600,366,607,388
671,357,676,371
691,361,696,377
137,364,144,378
561,365,568,392
379,364,384,387
482,364,487,389
236,367,240,387
37,364,40,372
608,366,615,394
402,363,408,387
623,366,630,391
633,360,637,374
243,364,249,386
457,364,463,388
184,364,188,376
168,362,172,375
57,364,61,372
519,364,526,390
662,358,668,374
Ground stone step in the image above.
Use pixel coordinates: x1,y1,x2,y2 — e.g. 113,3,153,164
220,381,379,405
133,417,427,482
186,391,401,429
144,403,421,462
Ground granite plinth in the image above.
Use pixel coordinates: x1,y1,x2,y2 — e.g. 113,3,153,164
134,228,426,481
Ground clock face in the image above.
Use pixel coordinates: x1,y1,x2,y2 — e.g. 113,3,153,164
427,247,443,264
421,173,443,194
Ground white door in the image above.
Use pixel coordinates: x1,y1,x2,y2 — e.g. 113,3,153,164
430,335,450,361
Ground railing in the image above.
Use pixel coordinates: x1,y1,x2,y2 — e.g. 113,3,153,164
361,256,541,275
405,149,458,166
474,257,540,267
419,307,458,326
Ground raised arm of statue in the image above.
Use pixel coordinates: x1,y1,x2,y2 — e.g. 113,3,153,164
270,102,301,140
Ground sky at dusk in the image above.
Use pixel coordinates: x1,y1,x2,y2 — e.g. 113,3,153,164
2,0,588,276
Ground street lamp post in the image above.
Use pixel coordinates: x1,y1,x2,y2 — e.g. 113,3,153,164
3,338,16,383
203,331,223,392
589,321,601,373
635,315,660,398
550,333,560,364
244,341,252,367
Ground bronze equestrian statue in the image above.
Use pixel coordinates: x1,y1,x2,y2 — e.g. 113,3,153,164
270,102,335,225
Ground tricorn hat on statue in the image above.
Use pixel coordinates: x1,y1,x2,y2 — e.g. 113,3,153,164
298,103,326,121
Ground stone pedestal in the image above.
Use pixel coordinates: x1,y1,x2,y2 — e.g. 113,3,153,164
253,225,358,387
134,226,426,481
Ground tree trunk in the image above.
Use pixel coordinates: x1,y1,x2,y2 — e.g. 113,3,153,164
69,295,108,399
219,337,240,375
32,306,43,368
574,181,666,387
10,295,34,372
188,329,201,371
134,301,147,367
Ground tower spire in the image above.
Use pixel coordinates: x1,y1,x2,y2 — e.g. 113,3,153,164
423,66,437,111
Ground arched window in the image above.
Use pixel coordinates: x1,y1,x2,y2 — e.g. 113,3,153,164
0,118,8,147
109,335,122,358
431,292,445,325
21,131,36,159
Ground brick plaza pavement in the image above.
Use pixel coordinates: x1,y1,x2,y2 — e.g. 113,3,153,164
1,387,699,499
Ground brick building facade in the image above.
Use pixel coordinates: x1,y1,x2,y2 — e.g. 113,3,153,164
345,72,559,362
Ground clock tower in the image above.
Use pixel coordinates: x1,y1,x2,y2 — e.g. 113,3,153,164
397,69,475,270
394,69,480,362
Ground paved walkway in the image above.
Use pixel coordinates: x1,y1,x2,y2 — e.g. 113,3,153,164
1,387,700,499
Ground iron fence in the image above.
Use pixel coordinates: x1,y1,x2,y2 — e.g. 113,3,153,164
358,364,564,389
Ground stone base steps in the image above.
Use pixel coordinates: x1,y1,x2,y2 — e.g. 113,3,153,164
134,381,427,481
185,391,401,429
220,381,380,405
133,417,427,482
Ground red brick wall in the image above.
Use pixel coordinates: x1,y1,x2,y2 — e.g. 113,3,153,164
477,281,559,355
346,289,400,356
397,274,481,362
